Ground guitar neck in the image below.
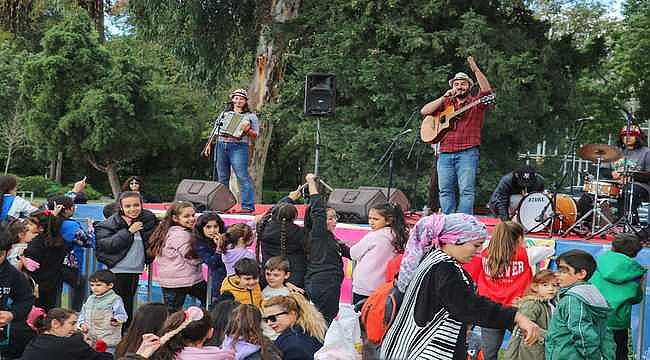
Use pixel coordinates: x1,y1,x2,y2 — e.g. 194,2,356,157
450,98,483,118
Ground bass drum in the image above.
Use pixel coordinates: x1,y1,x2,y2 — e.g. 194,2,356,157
517,192,577,232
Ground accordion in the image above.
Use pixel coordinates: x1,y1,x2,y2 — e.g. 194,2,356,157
218,112,246,138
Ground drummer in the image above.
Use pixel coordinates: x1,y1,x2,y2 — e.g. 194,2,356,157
606,124,650,223
488,165,545,221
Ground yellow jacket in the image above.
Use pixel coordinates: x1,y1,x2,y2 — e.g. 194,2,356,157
220,275,262,308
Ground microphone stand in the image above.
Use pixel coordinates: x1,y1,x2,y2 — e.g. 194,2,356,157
204,102,230,181
379,128,413,202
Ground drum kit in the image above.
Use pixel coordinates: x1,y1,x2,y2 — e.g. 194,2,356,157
512,143,650,238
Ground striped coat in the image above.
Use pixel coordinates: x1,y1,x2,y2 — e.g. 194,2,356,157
380,249,516,360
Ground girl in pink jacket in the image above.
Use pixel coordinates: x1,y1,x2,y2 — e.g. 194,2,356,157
350,203,409,305
148,202,206,313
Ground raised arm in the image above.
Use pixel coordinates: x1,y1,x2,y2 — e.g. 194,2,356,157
468,56,491,93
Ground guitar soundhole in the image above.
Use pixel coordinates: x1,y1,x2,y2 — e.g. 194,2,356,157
439,116,446,124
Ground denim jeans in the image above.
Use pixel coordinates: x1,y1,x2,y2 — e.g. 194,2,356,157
162,281,207,314
480,327,505,360
437,146,479,214
216,141,255,210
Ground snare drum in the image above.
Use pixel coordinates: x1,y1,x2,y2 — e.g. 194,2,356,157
583,180,621,198
516,192,577,232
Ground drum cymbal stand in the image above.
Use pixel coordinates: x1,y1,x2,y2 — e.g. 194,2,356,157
562,156,613,236
589,172,641,239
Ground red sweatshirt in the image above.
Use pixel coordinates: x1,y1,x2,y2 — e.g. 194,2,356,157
464,246,532,306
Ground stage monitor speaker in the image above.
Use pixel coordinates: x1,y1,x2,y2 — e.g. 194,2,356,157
359,186,411,211
304,73,336,117
327,188,387,223
174,179,237,212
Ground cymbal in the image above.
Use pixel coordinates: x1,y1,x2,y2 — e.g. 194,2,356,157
577,144,623,162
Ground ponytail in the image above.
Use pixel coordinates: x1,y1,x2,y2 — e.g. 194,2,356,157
370,203,409,254
34,308,76,334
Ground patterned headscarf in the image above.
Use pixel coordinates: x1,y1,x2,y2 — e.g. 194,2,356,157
396,213,489,292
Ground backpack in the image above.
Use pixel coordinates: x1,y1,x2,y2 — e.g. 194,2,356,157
360,281,403,344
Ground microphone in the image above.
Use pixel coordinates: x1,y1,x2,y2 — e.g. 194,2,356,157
575,116,594,122
397,128,413,137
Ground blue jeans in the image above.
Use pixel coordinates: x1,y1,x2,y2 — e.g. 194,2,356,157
216,141,255,210
437,146,479,214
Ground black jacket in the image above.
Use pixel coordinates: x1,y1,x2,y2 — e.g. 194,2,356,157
21,333,113,360
94,210,157,268
0,260,34,323
261,197,307,288
23,235,68,291
488,172,545,220
305,194,350,281
275,326,322,360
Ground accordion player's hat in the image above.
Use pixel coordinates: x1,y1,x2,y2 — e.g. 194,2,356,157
230,88,248,100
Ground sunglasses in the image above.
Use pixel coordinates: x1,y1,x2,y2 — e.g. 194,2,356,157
621,130,641,137
263,311,288,323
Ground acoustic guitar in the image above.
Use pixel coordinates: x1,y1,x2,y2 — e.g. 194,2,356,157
420,93,496,144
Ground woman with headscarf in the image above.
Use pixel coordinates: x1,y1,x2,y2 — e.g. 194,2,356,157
381,213,540,360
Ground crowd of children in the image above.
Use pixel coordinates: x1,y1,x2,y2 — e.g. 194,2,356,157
0,172,647,360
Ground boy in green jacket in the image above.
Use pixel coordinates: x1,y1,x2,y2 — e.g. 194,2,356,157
590,233,646,360
546,249,615,360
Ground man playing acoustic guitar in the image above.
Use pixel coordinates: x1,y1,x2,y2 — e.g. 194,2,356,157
420,56,492,214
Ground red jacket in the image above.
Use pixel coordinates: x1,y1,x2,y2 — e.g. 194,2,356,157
464,246,532,306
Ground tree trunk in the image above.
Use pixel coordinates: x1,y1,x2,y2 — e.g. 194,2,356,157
4,144,12,175
84,154,121,198
105,162,121,198
49,159,55,179
55,151,63,183
246,0,301,203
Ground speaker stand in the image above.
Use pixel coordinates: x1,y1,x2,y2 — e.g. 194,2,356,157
313,117,333,192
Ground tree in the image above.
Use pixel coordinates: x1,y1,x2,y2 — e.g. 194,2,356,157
21,10,189,197
0,114,29,174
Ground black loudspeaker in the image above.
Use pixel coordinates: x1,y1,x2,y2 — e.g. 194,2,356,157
174,179,237,212
327,188,388,223
304,73,336,116
358,186,411,211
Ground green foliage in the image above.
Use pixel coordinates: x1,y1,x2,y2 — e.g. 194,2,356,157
17,176,59,196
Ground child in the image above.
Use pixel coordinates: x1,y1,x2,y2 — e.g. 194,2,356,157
546,249,615,359
257,190,307,288
153,308,235,360
21,308,113,360
302,174,351,324
0,224,36,359
23,210,68,311
504,270,559,360
464,221,554,360
192,212,228,298
48,195,95,311
220,258,262,308
77,269,127,353
349,202,408,304
263,294,326,360
148,201,206,313
222,304,282,360
219,223,256,276
7,219,38,270
263,256,291,300
590,233,646,360
95,191,157,329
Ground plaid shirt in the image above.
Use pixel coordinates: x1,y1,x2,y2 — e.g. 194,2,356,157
439,90,492,153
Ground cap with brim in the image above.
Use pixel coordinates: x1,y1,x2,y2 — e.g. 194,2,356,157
230,89,248,100
448,72,474,88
